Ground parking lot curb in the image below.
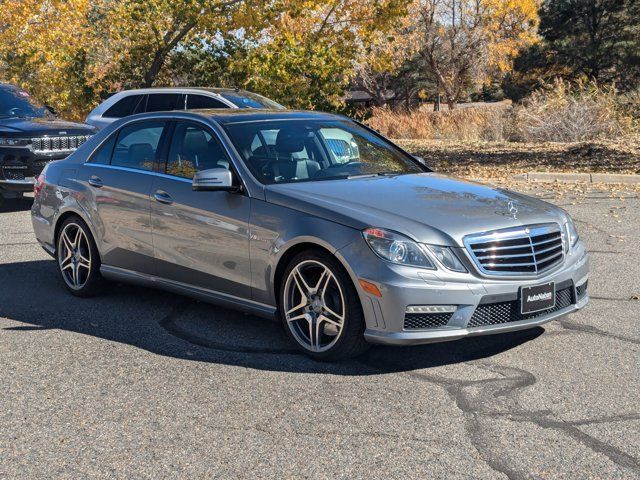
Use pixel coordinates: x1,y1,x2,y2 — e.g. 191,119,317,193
514,172,640,184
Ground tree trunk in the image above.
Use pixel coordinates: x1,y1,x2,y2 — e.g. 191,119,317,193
142,50,167,88
405,85,410,112
141,20,197,88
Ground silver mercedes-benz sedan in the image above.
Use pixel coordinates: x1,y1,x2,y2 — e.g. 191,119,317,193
31,109,590,360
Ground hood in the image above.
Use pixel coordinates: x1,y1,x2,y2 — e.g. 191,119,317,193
265,173,565,246
0,117,95,136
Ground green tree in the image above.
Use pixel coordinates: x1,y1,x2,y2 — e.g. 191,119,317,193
510,0,640,94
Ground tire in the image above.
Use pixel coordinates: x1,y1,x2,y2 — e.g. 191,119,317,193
278,249,370,361
56,216,106,297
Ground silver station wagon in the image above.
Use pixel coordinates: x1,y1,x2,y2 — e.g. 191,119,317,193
31,110,590,360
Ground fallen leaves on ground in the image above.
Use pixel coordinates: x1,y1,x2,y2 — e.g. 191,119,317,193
398,138,640,198
398,137,640,177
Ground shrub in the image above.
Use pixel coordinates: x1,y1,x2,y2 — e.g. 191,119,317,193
367,102,512,141
366,80,637,143
511,79,635,142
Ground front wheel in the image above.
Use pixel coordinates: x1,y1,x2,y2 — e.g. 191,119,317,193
279,250,369,361
56,216,105,297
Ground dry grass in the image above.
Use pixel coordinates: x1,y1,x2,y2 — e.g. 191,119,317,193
367,102,512,141
512,80,635,142
368,80,638,143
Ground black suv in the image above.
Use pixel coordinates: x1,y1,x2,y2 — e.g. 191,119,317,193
0,83,95,205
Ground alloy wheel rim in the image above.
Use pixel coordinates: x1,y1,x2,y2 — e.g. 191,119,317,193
58,223,91,290
283,260,345,353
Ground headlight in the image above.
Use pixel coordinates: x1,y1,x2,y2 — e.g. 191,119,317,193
563,216,579,252
363,228,435,269
0,137,30,147
426,245,467,272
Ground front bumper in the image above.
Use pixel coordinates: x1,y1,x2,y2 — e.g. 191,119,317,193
0,145,70,193
0,178,35,194
338,239,590,346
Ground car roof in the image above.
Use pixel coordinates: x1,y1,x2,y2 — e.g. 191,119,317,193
111,87,254,96
187,109,346,125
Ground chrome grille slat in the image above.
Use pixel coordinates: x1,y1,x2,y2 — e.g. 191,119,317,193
534,243,563,256
31,135,90,154
536,250,562,263
530,236,561,247
477,251,536,260
472,243,532,253
464,224,565,276
484,261,537,267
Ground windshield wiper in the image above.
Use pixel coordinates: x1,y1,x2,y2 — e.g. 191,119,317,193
347,173,378,179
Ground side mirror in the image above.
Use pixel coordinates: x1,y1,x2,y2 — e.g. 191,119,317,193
192,168,239,192
45,105,58,116
414,155,427,166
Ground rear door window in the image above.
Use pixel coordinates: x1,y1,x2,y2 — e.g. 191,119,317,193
186,94,228,109
88,135,116,165
103,95,145,118
110,121,165,171
145,94,185,113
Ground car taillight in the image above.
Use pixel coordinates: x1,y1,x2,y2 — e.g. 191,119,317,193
34,173,45,197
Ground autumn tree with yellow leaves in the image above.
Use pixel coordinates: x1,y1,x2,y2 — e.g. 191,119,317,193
410,0,539,109
0,0,270,118
0,0,95,118
237,0,410,109
0,0,539,116
0,0,409,116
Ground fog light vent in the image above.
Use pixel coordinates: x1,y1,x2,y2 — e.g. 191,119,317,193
576,281,588,299
404,306,456,330
406,305,456,314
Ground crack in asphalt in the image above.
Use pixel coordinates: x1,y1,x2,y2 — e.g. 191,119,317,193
557,318,640,345
358,359,640,479
155,290,639,477
590,295,637,302
0,242,39,246
588,250,627,254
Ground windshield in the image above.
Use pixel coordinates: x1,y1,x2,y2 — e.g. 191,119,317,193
219,91,286,110
223,119,425,184
0,86,51,119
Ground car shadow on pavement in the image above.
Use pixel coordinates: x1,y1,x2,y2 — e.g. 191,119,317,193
0,259,544,375
0,198,32,213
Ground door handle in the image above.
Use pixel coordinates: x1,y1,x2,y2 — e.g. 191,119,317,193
154,191,174,205
88,176,103,188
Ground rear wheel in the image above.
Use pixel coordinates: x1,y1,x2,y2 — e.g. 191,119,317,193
56,216,105,296
279,250,369,361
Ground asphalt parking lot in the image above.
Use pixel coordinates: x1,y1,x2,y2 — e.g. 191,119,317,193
1,186,639,479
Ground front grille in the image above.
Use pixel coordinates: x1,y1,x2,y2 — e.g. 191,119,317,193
468,286,574,328
1,152,57,179
404,312,452,330
464,224,564,276
32,159,50,169
0,158,29,180
2,168,27,180
31,135,91,153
